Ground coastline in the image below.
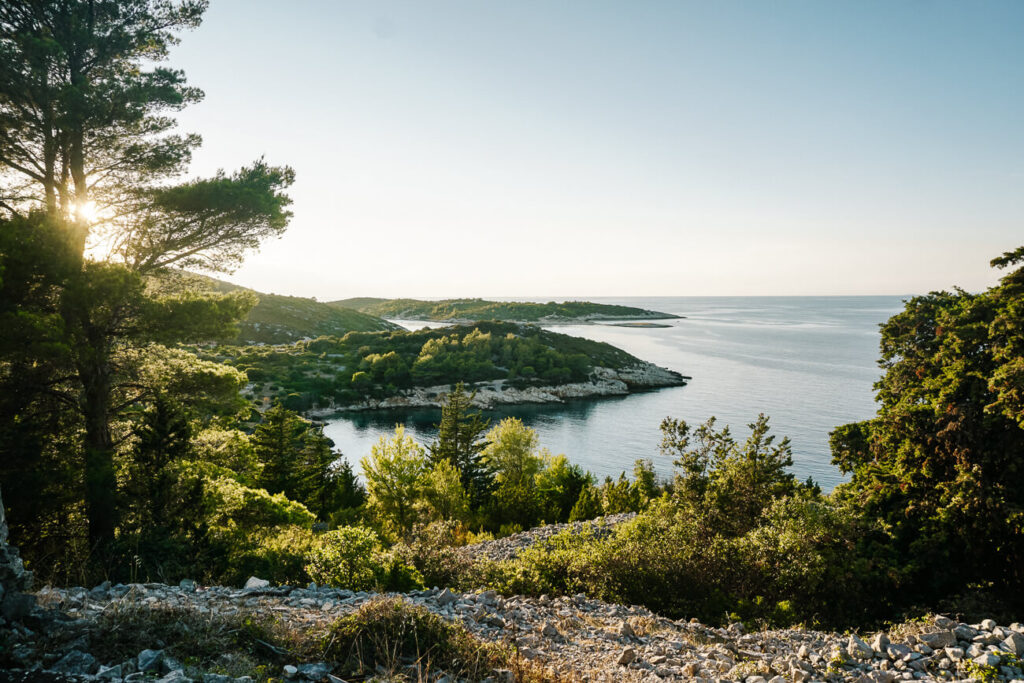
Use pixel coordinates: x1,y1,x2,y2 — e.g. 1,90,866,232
305,363,687,417
386,313,684,328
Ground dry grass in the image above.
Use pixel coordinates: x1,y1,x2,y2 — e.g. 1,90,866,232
886,614,949,642
626,615,665,637
34,601,298,680
323,596,509,681
507,655,587,682
24,593,610,682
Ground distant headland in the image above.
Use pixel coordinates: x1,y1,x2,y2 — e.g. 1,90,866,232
329,297,683,324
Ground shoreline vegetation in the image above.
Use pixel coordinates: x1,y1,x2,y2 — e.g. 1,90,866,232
197,320,688,416
330,296,684,324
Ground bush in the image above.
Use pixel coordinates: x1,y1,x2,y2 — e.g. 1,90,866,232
323,597,506,681
392,521,475,589
306,526,385,590
470,415,900,628
477,493,893,628
306,526,425,592
218,525,318,587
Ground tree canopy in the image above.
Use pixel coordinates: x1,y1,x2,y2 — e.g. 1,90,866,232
0,0,294,557
831,248,1024,600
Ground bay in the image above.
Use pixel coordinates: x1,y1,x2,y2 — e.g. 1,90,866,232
321,296,907,491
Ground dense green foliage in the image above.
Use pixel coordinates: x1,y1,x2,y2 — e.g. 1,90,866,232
330,296,680,322
429,383,493,507
352,389,628,543
830,247,1024,605
203,321,643,412
305,526,388,590
0,0,294,558
464,416,884,627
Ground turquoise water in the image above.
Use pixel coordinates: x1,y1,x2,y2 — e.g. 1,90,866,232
321,296,907,490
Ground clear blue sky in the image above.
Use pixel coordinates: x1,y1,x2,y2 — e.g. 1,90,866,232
170,0,1024,298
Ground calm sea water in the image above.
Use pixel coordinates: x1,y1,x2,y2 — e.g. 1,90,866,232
322,296,907,491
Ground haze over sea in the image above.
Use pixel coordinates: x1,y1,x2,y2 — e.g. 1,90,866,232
323,296,908,491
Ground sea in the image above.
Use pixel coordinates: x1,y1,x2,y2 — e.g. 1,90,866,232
321,296,908,491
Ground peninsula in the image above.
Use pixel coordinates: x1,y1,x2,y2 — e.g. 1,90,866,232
200,321,687,414
330,297,682,324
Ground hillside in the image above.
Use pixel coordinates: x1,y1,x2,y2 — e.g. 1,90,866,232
328,297,682,323
10,553,1023,682
179,275,401,343
201,320,686,413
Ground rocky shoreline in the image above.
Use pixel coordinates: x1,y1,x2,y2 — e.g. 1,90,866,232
308,364,687,416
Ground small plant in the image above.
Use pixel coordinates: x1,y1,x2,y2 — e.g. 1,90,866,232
323,596,507,680
825,652,849,676
963,657,1000,683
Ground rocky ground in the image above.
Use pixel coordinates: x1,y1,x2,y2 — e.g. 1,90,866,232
3,580,1024,682
458,513,636,562
2,504,1022,683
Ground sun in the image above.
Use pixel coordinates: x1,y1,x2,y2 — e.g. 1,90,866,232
72,200,99,223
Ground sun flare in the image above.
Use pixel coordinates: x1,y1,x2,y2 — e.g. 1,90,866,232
72,200,99,223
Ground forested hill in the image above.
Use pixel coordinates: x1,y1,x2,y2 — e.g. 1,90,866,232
188,275,401,343
328,297,681,323
204,321,685,413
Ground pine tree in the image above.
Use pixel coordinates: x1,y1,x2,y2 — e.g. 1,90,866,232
568,484,603,522
428,382,492,505
0,0,294,553
252,403,340,520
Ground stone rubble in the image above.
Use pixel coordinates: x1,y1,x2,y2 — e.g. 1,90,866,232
3,577,1023,682
458,513,636,562
0,487,35,623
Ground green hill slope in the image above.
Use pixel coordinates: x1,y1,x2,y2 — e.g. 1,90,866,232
328,297,681,323
180,275,400,343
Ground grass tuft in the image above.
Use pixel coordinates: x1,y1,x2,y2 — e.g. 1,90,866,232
324,596,508,680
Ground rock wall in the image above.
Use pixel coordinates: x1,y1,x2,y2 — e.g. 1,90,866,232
0,486,34,621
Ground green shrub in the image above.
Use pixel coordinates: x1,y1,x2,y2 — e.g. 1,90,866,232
323,597,506,680
218,525,318,587
392,521,475,590
469,415,900,628
305,526,425,592
306,526,385,590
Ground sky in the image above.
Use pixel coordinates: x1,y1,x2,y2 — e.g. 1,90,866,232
168,0,1024,299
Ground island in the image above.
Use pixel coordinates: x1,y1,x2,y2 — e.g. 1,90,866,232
198,320,688,414
329,297,682,324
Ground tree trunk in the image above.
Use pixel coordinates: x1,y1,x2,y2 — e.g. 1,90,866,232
42,72,59,215
78,355,117,551
68,44,89,255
